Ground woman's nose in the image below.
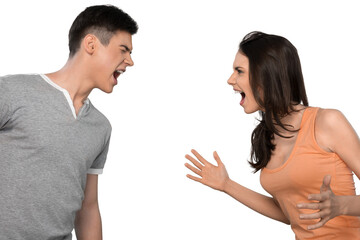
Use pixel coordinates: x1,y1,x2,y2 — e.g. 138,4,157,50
227,72,236,85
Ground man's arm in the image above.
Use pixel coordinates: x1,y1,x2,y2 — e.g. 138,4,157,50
75,174,102,240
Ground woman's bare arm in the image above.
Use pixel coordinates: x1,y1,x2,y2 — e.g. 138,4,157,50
185,149,289,224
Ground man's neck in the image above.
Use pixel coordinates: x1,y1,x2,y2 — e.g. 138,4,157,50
45,57,95,114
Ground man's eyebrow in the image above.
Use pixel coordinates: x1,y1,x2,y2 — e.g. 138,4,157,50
120,45,132,54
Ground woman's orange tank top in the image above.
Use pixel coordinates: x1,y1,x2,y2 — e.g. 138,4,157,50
260,107,360,239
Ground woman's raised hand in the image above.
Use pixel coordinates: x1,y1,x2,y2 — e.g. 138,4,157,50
185,149,230,191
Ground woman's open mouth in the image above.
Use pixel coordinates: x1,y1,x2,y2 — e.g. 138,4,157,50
234,89,246,105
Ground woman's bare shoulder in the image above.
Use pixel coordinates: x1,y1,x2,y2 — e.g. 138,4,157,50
315,107,355,153
316,108,346,127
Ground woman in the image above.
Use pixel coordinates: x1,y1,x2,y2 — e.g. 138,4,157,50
185,31,360,239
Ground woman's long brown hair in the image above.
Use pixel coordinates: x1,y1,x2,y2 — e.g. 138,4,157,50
239,32,309,172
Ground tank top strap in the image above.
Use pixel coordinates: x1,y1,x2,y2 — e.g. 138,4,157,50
298,107,320,147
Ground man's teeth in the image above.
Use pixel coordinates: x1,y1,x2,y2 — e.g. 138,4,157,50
116,70,124,74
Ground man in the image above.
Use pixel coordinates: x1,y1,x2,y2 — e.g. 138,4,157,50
0,5,138,239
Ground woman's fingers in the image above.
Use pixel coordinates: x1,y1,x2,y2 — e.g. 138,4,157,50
185,154,204,170
308,193,328,202
213,151,222,166
186,174,202,183
307,219,328,230
191,149,211,166
299,211,322,220
296,175,339,230
297,202,322,210
185,163,202,177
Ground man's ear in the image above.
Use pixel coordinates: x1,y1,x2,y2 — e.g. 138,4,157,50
83,34,97,55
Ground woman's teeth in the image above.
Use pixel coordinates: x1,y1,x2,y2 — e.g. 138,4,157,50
234,90,245,96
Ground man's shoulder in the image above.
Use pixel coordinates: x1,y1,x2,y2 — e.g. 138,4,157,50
1,73,42,81
0,74,49,102
0,74,43,88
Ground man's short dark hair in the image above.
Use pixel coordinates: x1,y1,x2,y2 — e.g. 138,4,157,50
68,5,138,57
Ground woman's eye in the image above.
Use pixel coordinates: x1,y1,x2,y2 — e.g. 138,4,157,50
236,69,243,74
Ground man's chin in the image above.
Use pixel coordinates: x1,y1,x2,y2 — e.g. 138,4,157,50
105,88,114,94
98,85,114,94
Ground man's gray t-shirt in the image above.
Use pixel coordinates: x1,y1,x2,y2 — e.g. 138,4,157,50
0,74,111,239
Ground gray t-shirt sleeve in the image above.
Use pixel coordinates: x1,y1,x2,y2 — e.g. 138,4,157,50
87,130,111,175
0,77,12,128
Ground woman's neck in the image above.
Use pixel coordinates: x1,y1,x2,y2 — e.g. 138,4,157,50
273,104,307,137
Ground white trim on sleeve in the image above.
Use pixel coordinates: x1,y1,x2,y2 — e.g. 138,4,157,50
87,168,104,175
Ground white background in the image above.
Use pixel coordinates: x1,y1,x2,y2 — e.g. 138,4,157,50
1,0,359,239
